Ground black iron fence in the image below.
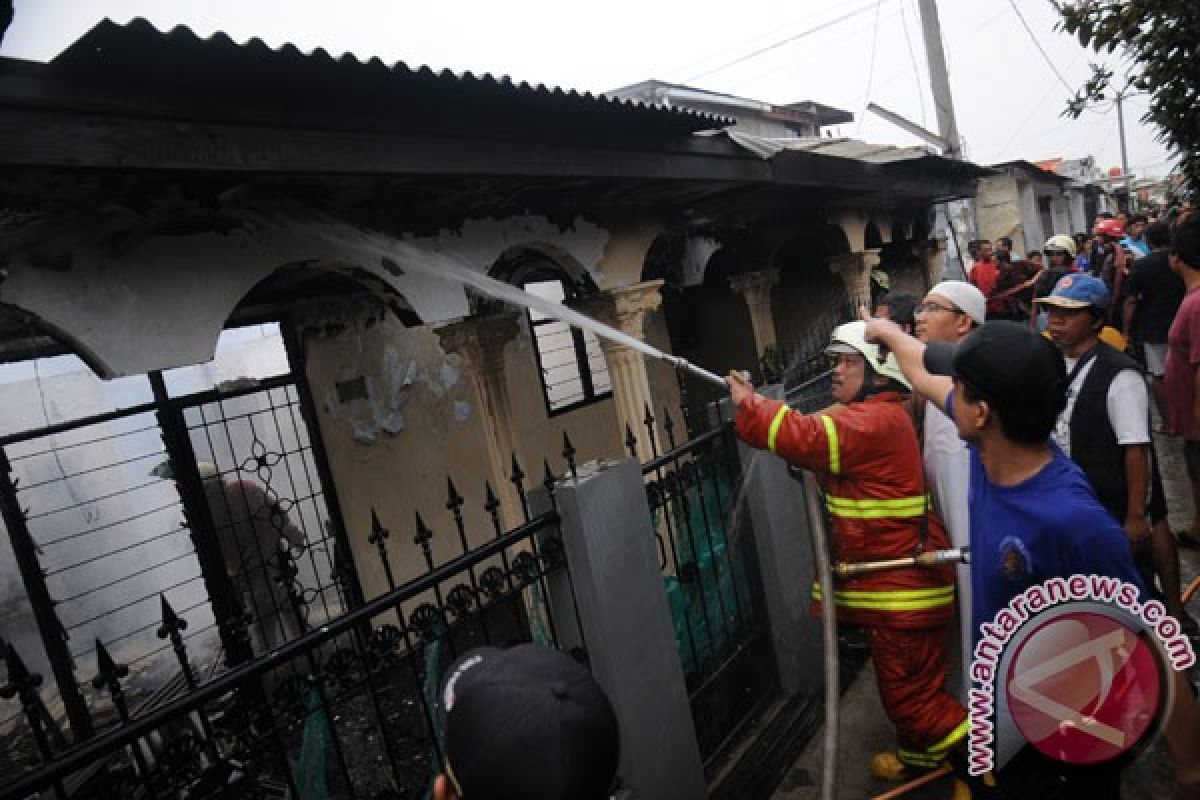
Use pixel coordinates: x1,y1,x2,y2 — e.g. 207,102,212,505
1,456,582,800
627,404,775,773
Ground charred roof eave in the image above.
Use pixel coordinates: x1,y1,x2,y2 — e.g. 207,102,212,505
26,18,730,143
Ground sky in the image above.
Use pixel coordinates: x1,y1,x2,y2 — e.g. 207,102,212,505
0,0,1176,178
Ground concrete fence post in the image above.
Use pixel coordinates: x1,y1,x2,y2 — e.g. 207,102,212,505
714,389,823,697
530,458,706,800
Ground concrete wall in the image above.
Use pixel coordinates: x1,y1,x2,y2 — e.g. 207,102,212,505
975,173,1022,249
1046,191,1072,239
299,299,625,602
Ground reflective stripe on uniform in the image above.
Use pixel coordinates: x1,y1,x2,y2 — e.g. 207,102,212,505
820,414,839,474
766,405,790,454
897,748,944,768
897,716,970,767
811,583,954,611
824,493,930,519
928,717,970,753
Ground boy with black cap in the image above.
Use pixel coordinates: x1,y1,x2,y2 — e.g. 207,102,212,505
862,314,1200,797
435,644,619,800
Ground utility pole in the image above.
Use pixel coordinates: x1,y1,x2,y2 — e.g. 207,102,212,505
917,0,960,158
917,0,971,278
1116,89,1133,210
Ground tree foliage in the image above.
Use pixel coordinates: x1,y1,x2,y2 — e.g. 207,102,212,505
1057,1,1200,192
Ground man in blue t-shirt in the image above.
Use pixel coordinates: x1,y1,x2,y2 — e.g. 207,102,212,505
863,316,1200,798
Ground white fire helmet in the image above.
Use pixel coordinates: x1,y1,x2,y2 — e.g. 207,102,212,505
825,320,912,390
1043,234,1078,259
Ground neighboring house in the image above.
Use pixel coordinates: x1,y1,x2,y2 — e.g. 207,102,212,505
606,79,853,138
977,160,1079,253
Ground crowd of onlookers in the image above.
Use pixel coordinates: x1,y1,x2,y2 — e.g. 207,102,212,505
426,206,1200,800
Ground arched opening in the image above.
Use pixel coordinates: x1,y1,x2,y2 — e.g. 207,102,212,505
0,263,403,740
911,215,930,243
485,247,609,417
864,220,885,250
770,226,856,384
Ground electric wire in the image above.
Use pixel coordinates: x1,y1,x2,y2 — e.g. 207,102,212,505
994,49,1086,157
1007,0,1074,93
855,0,886,137
899,0,928,126
684,0,888,84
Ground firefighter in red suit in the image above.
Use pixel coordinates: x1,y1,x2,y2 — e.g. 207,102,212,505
727,321,969,785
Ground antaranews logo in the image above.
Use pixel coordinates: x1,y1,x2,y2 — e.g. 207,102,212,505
967,574,1195,775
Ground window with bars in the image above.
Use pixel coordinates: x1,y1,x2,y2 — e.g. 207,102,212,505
523,279,612,415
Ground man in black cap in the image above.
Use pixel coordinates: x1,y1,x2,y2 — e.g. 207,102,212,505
434,644,619,800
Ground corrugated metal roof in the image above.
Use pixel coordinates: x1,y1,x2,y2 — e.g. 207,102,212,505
720,132,992,177
41,18,731,138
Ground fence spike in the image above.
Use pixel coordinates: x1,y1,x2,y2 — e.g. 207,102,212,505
484,481,500,513
1,641,39,696
624,423,638,458
414,510,436,570
446,476,464,511
510,452,525,485
663,406,677,448
561,432,577,477
91,639,128,693
643,401,656,429
368,508,389,545
542,459,556,493
157,593,187,639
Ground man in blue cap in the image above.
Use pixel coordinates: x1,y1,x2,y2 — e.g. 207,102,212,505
1037,273,1196,634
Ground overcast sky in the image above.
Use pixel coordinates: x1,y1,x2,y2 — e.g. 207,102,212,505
1,0,1174,178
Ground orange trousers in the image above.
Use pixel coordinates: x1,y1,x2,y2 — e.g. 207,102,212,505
868,625,969,766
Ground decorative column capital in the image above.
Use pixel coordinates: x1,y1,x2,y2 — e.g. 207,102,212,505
435,312,521,371
827,251,865,277
727,268,780,297
729,269,781,356
827,251,874,308
574,279,664,342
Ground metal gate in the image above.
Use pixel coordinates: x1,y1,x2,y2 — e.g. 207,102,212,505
627,405,778,774
0,323,362,760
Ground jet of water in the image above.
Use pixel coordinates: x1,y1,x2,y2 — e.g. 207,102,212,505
256,207,729,390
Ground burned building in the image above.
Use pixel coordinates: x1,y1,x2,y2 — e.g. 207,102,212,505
0,19,983,799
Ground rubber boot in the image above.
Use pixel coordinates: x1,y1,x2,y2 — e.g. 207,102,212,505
870,751,912,781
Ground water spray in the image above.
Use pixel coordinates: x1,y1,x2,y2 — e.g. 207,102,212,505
237,201,732,390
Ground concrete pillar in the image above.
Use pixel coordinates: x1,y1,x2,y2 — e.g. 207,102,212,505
717,392,822,696
828,249,880,309
531,459,706,800
728,268,781,357
435,313,522,524
921,235,948,288
574,280,664,463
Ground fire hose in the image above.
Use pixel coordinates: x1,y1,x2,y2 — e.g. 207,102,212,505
835,547,970,579
797,474,969,800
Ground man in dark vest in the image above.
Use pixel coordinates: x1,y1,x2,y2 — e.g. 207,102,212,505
1037,273,1197,632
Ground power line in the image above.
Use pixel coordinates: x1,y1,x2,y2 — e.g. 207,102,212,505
685,0,888,84
1007,0,1074,93
720,5,903,95
855,0,885,137
898,0,927,126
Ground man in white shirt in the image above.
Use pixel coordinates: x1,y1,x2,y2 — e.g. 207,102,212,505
913,280,985,702
1039,273,1197,632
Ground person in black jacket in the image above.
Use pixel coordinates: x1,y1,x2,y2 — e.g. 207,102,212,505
1123,222,1184,424
1037,273,1197,634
